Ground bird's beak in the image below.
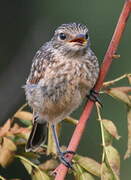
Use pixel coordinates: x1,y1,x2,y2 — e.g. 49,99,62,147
69,34,87,45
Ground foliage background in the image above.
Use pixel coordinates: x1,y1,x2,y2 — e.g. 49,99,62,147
0,0,131,179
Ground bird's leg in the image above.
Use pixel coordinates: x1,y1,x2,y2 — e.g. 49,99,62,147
51,124,75,168
87,89,103,107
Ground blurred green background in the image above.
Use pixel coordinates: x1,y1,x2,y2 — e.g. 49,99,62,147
0,0,131,179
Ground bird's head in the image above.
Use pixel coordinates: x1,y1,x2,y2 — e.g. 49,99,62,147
51,23,90,55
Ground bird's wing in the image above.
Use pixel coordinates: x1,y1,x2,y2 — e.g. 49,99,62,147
27,43,55,84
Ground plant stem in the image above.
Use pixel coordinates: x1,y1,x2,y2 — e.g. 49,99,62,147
96,104,105,162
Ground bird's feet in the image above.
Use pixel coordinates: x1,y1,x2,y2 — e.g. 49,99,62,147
87,89,102,107
58,150,75,168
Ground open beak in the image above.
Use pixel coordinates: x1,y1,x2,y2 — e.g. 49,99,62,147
69,34,87,45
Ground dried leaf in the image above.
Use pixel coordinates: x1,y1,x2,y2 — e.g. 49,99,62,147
11,126,30,135
102,119,120,140
14,111,33,121
75,155,101,177
32,169,50,180
105,145,120,179
0,137,16,167
112,87,131,94
124,106,131,159
0,119,11,137
106,88,131,107
101,162,114,180
11,123,20,132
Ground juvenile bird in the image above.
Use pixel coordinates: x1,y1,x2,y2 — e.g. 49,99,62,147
24,23,99,167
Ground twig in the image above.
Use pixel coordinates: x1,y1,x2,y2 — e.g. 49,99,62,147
54,1,131,179
103,73,131,87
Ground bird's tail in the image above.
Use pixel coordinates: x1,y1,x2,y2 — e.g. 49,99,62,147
26,120,47,152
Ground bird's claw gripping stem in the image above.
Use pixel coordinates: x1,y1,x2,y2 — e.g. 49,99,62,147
58,150,75,169
87,89,103,107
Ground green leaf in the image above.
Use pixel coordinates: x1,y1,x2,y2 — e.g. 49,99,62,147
19,119,32,126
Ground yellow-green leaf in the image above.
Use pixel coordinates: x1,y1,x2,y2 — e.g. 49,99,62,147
64,116,78,125
20,158,32,174
32,169,50,180
73,164,95,180
101,162,114,180
14,111,33,121
17,155,33,174
16,155,50,180
102,119,120,140
78,172,94,180
75,155,101,177
47,124,57,155
102,125,113,145
105,145,120,180
124,106,131,159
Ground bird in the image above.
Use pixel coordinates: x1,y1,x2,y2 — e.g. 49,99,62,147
24,22,99,167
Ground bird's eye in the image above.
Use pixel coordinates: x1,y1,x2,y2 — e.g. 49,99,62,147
59,33,66,40
85,32,89,39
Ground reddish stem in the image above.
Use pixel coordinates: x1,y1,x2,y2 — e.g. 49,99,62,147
54,1,131,179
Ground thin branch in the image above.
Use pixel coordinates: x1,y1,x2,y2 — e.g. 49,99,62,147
54,0,131,179
103,73,131,87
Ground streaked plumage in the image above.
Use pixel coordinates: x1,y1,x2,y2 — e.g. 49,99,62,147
24,23,99,154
